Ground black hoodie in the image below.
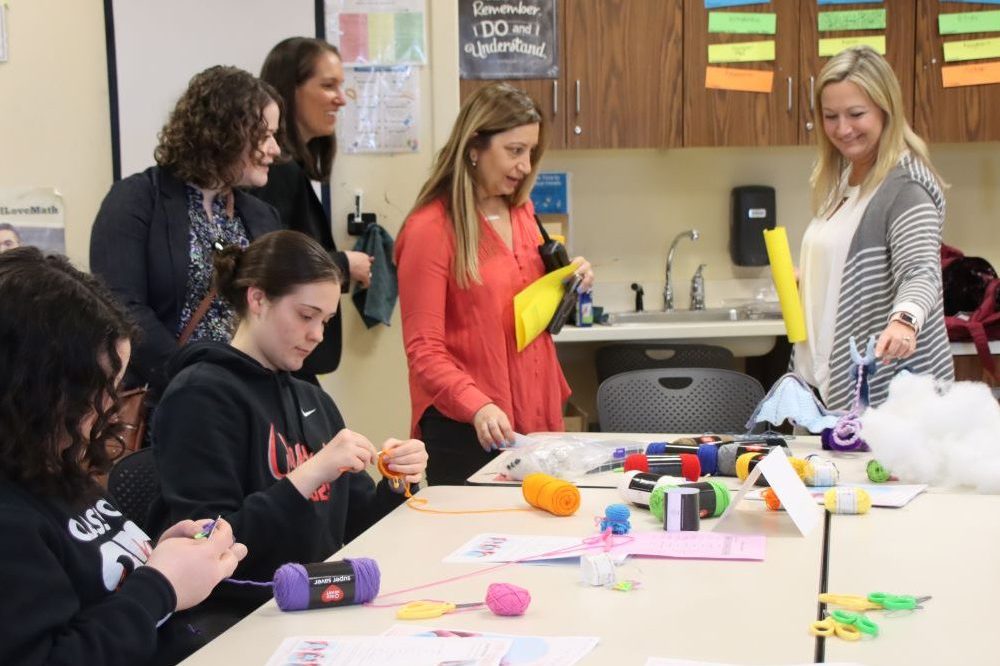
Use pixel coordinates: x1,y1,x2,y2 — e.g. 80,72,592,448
0,477,178,665
149,342,406,611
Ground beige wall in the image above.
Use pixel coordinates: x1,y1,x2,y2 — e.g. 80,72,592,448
4,1,999,443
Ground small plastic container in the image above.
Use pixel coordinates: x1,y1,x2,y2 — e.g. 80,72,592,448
576,290,594,327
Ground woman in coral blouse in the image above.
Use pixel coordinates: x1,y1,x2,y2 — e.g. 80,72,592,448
395,83,594,485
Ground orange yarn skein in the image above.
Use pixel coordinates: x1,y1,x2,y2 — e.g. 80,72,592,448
521,473,580,516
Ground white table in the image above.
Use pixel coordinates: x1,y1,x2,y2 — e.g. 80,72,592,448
824,492,1000,665
181,485,825,665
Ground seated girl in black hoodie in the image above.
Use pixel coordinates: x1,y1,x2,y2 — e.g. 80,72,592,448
150,230,427,627
0,248,247,666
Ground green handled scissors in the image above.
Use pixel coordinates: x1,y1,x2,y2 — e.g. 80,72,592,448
810,610,879,641
868,592,932,611
396,600,484,620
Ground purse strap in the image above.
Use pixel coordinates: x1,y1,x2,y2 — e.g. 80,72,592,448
178,289,217,346
533,214,553,243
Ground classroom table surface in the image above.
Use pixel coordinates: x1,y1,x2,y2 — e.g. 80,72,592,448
823,492,1000,666
180,485,826,665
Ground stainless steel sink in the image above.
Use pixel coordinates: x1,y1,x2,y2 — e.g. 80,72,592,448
605,306,781,325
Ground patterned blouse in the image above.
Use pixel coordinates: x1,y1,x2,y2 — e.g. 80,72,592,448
178,186,249,341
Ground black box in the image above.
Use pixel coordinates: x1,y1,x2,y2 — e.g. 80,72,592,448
730,186,776,266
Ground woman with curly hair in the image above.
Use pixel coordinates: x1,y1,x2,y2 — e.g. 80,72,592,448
90,65,283,398
0,247,247,665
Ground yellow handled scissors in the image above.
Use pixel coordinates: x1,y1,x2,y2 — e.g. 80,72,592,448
820,592,932,611
809,610,879,641
396,600,484,620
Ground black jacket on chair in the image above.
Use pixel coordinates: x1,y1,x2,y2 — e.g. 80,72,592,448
250,159,350,376
90,166,282,396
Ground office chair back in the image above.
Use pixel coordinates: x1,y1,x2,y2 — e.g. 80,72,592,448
598,367,765,433
107,448,160,533
595,343,735,384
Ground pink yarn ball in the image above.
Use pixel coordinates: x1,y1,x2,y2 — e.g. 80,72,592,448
484,582,531,616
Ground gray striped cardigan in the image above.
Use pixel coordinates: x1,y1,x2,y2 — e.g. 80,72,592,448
797,154,955,412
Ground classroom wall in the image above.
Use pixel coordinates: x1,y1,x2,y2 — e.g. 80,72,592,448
3,1,999,443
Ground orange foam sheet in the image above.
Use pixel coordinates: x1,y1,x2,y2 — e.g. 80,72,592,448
942,61,1000,88
705,66,774,93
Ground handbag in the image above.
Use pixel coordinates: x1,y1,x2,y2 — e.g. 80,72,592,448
109,289,217,463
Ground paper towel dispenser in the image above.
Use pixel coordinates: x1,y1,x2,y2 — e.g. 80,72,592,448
730,185,776,266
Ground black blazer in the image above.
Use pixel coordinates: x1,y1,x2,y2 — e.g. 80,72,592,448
250,159,349,375
90,166,282,394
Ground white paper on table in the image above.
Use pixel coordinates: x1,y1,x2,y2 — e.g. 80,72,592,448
615,531,765,561
716,446,822,537
646,657,864,666
746,483,927,508
442,534,607,565
265,635,511,666
384,625,599,666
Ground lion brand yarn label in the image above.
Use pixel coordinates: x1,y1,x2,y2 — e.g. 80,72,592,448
306,561,357,607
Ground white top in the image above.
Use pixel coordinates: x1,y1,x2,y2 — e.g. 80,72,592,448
795,179,881,401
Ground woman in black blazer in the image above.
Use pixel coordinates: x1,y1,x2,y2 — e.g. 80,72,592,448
253,37,373,379
90,66,284,397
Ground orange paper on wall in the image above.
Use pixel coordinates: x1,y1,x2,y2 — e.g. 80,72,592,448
705,66,774,93
941,60,1000,88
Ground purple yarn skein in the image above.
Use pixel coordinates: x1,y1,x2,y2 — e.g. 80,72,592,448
272,558,381,611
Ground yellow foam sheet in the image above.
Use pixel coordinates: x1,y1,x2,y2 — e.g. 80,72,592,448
514,264,578,352
943,37,1000,63
708,40,775,64
705,66,774,93
941,60,1000,88
763,227,807,343
818,35,885,58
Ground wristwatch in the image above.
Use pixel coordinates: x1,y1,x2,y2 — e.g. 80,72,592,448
889,311,919,332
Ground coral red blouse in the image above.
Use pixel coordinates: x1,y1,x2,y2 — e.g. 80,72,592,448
394,197,571,438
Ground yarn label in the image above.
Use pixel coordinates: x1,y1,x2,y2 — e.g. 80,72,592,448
306,561,357,608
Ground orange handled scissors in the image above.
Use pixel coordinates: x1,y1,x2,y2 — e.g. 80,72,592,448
396,600,484,620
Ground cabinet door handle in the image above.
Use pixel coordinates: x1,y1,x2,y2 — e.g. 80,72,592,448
787,77,793,114
809,76,815,113
575,80,581,115
552,80,558,116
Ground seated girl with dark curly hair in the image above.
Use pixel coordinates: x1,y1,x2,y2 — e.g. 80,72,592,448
90,65,284,400
0,247,247,665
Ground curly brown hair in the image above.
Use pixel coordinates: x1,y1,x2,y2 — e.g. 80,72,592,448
154,65,282,189
0,248,136,507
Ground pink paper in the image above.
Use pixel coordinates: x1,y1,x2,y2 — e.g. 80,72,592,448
609,531,765,561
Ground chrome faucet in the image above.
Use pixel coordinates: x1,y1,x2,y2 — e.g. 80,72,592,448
690,264,707,311
664,229,700,311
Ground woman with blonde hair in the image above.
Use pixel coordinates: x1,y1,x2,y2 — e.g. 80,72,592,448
395,83,594,484
795,45,953,410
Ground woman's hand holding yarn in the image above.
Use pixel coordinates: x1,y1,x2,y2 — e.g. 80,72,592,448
289,428,377,497
146,518,247,611
381,437,428,484
472,403,515,451
875,320,917,363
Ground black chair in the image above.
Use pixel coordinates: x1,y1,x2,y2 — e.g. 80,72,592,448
597,367,765,434
107,448,160,533
595,343,735,385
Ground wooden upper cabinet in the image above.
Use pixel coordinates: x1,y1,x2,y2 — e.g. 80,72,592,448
564,0,683,149
915,1,1000,143
460,78,567,150
683,0,800,147
799,1,915,145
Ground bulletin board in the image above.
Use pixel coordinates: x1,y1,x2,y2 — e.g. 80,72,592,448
104,0,320,180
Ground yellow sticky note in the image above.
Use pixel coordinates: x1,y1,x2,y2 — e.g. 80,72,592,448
705,66,774,93
943,37,1000,63
708,40,776,64
818,35,886,57
763,227,806,344
367,12,395,63
942,60,1000,88
513,264,578,352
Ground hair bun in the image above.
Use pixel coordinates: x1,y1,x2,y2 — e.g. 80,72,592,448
212,244,246,301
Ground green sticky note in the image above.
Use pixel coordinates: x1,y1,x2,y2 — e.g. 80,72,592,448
708,40,775,64
394,12,425,63
818,35,886,57
939,10,1000,36
708,11,777,35
943,37,1000,63
818,9,886,32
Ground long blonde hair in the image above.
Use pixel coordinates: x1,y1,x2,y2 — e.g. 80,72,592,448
810,46,944,216
407,83,546,288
